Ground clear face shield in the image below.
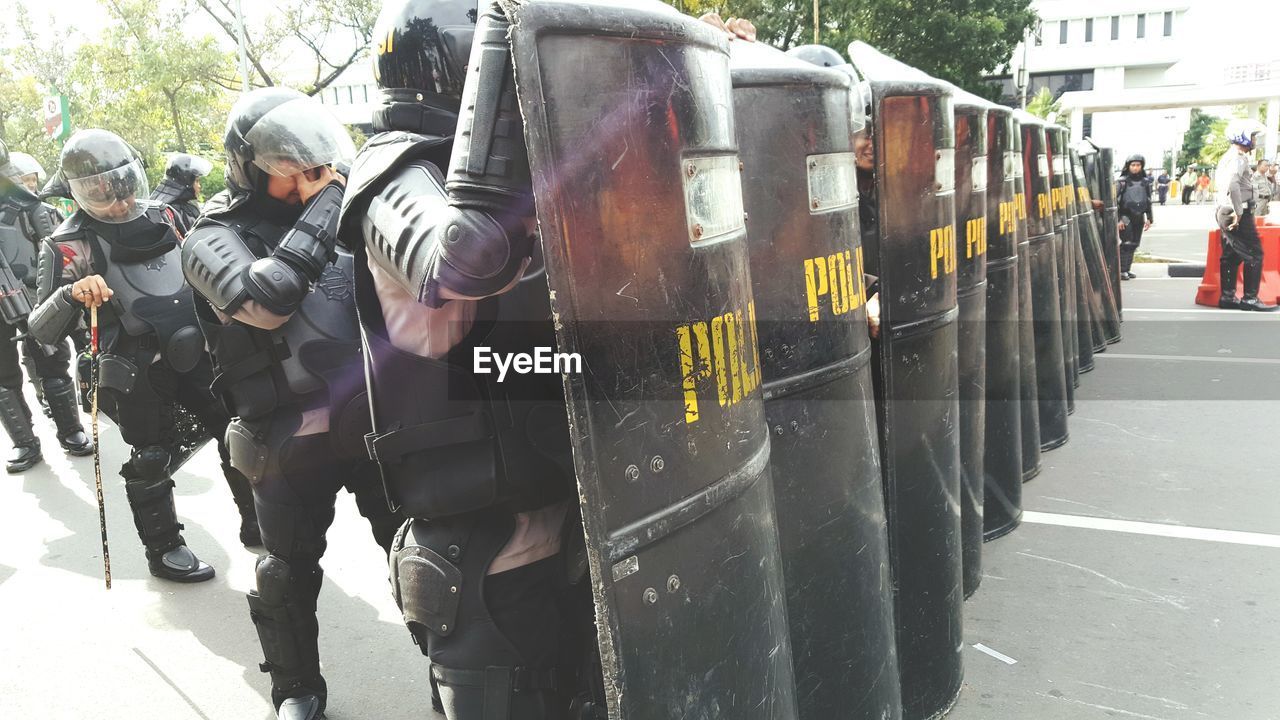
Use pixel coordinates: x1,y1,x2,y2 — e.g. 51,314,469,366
243,99,357,180
68,160,149,224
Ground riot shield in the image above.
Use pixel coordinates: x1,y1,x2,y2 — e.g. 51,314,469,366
950,89,988,599
505,3,797,717
1045,126,1078,408
1014,111,1068,452
1098,147,1123,315
1060,141,1095,375
1070,148,1110,356
982,105,1022,540
731,42,901,720
848,41,963,720
1011,116,1042,482
1077,143,1122,343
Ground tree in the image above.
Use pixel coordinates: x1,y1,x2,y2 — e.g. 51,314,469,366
0,62,61,174
669,0,1037,98
194,0,378,95
1025,87,1060,120
1177,109,1215,171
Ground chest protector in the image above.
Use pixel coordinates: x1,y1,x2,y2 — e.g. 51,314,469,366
1119,178,1151,215
76,208,204,373
341,131,574,519
0,205,41,292
195,203,368,453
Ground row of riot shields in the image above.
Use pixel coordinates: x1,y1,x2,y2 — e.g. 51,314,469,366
503,2,1122,718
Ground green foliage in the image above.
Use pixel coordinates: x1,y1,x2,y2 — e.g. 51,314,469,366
0,63,61,173
1200,116,1232,167
669,0,1036,96
1177,109,1215,171
1025,87,1060,119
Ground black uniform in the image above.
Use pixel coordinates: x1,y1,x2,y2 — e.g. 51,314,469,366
337,2,588,718
181,87,401,720
1116,155,1153,277
151,153,213,229
1,162,93,472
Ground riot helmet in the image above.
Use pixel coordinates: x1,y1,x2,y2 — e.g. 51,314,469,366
1226,118,1266,150
223,87,356,195
1123,153,1146,176
164,152,213,186
370,0,478,135
7,152,47,193
786,44,867,133
786,44,845,68
60,129,150,224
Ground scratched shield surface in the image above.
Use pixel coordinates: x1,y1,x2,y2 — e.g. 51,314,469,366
506,1,797,718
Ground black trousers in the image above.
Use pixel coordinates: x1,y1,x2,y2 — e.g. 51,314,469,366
0,322,72,391
99,354,229,454
1119,212,1146,273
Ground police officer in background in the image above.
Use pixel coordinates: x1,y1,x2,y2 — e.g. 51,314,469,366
1115,154,1154,280
182,87,401,720
1215,119,1278,311
0,138,93,472
151,153,213,229
28,129,259,582
5,150,49,194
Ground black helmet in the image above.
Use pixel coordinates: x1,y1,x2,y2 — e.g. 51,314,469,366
60,129,150,223
224,87,356,195
371,0,478,135
786,44,846,68
39,171,72,201
164,153,213,186
1124,153,1146,170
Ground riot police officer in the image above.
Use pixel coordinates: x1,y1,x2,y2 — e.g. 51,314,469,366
1116,153,1154,280
181,88,402,720
337,2,591,718
28,129,259,582
1,138,93,472
5,150,48,194
151,153,212,229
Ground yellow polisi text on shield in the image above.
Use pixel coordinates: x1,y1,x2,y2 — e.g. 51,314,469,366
676,302,762,425
804,247,867,322
930,224,957,279
965,217,988,259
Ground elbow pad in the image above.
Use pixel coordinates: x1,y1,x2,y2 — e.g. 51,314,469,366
28,286,80,346
420,205,532,307
273,182,343,283
243,257,310,316
182,226,255,313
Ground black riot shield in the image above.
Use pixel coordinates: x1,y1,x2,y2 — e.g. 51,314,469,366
1098,147,1123,316
1078,143,1122,342
950,89,988,599
848,41,964,720
1011,117,1042,482
505,3,798,717
1015,111,1069,452
731,42,901,720
1061,142,1095,374
982,105,1022,540
1046,126,1078,406
1070,148,1109,356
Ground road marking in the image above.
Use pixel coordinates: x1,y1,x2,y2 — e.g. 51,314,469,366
1023,511,1280,548
133,647,212,720
1098,353,1280,366
1123,307,1280,316
972,643,1018,665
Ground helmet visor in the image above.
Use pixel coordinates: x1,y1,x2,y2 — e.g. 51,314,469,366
170,154,214,178
68,160,149,223
243,99,356,178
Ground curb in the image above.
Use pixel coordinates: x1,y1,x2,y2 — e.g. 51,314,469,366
1129,262,1206,278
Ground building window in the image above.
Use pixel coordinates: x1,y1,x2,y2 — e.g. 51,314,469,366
1059,20,1068,44
1163,11,1173,36
1111,16,1119,40
1083,113,1093,139
1137,14,1146,39
1085,18,1093,42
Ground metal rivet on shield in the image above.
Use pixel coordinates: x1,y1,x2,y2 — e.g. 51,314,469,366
739,161,745,171
650,456,664,473
667,575,681,593
447,544,461,560
808,159,817,169
643,588,658,605
691,224,704,239
625,464,640,482
416,93,423,102
440,623,448,631
449,586,457,594
811,199,821,209
686,163,697,178
774,425,784,435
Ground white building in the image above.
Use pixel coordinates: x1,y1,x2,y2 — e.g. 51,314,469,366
992,0,1280,168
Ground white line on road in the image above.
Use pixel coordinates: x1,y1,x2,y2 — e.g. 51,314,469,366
972,643,1018,665
1123,307,1280,316
1023,511,1280,548
1098,353,1280,365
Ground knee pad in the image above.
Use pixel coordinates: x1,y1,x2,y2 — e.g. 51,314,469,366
130,445,172,482
391,523,463,647
255,554,293,606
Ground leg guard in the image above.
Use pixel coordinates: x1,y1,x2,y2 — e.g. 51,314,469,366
123,445,213,582
21,351,49,415
247,553,328,713
43,378,93,455
0,385,41,473
224,462,263,547
391,512,579,720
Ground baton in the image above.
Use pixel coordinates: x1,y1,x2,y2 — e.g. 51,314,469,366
89,301,111,589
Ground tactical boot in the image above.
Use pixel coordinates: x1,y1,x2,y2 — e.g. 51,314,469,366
248,555,328,720
0,386,42,473
1240,264,1279,312
21,354,51,417
1219,259,1240,309
44,379,94,456
224,463,263,547
123,451,215,583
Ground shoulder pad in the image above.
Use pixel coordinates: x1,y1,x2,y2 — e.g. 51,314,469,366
339,131,452,231
50,212,88,242
199,189,251,221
